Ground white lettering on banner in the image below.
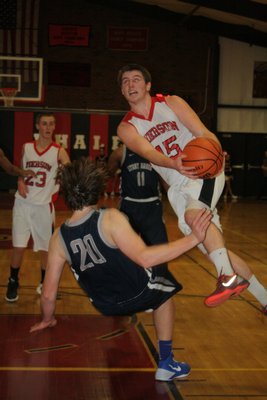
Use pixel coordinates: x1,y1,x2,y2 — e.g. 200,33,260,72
92,135,101,150
111,136,120,150
73,134,86,150
28,133,119,151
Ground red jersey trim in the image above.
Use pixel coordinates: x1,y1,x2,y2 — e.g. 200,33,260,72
33,141,60,156
122,95,167,123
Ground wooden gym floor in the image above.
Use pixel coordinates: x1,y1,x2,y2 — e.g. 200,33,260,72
0,192,266,400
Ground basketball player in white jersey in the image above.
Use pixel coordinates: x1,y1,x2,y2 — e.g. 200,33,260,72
5,113,70,302
117,64,267,314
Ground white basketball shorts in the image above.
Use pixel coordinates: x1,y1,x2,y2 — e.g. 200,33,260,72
167,172,225,252
12,198,54,252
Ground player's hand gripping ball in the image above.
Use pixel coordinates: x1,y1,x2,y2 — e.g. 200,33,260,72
182,137,224,179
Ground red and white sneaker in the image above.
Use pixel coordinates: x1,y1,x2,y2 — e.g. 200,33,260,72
262,305,267,316
204,274,249,307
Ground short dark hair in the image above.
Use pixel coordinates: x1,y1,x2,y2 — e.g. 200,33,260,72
36,112,56,124
117,64,151,86
56,157,108,210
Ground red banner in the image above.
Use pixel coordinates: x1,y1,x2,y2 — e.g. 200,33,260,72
49,24,90,47
89,115,109,160
107,27,148,51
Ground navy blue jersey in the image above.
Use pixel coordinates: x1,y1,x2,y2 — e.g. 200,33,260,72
120,147,160,200
59,209,181,316
119,145,168,245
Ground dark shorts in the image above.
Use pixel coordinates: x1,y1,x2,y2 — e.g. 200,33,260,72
120,199,168,245
93,268,182,316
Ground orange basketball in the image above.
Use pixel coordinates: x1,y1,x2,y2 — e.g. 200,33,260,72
182,137,224,179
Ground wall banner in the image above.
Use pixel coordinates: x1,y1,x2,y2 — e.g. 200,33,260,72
49,24,90,47
107,27,148,51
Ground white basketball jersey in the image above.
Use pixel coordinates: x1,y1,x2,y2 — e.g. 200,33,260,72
15,141,60,205
123,95,194,187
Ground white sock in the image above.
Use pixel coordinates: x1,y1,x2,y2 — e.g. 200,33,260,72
247,275,267,307
209,248,234,276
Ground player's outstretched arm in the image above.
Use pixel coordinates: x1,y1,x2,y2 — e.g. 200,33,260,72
20,168,36,177
118,122,178,170
0,148,35,177
30,229,66,333
108,145,123,176
103,207,211,269
166,95,219,143
190,208,212,242
118,113,198,179
17,177,29,198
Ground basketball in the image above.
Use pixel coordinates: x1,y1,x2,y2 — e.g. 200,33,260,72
182,137,224,179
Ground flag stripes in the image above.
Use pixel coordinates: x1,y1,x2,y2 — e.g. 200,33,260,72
0,0,40,85
0,0,40,56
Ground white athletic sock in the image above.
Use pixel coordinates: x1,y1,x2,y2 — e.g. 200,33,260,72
209,248,234,276
247,275,267,307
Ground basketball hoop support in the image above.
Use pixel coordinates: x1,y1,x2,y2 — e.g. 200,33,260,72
0,88,18,107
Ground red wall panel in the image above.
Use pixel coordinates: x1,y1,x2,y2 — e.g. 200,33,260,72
89,114,109,160
13,112,34,165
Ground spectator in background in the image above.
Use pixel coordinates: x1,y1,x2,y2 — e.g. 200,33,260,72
109,141,123,197
95,144,108,169
95,144,109,197
223,153,238,202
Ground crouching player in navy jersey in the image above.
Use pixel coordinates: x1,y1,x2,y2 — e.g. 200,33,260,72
30,157,212,381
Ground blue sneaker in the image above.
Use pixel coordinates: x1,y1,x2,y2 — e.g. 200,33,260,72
155,354,191,381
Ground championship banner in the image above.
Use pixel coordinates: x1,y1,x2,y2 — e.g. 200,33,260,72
107,27,148,51
49,24,90,47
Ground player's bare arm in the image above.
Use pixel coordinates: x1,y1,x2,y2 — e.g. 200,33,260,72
107,145,123,176
166,95,224,176
166,96,219,143
102,207,211,269
0,148,35,177
17,145,30,198
17,177,28,198
59,147,70,165
118,122,179,171
30,228,66,333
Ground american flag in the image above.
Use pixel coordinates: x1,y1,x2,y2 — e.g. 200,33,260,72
0,0,40,56
0,0,40,86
